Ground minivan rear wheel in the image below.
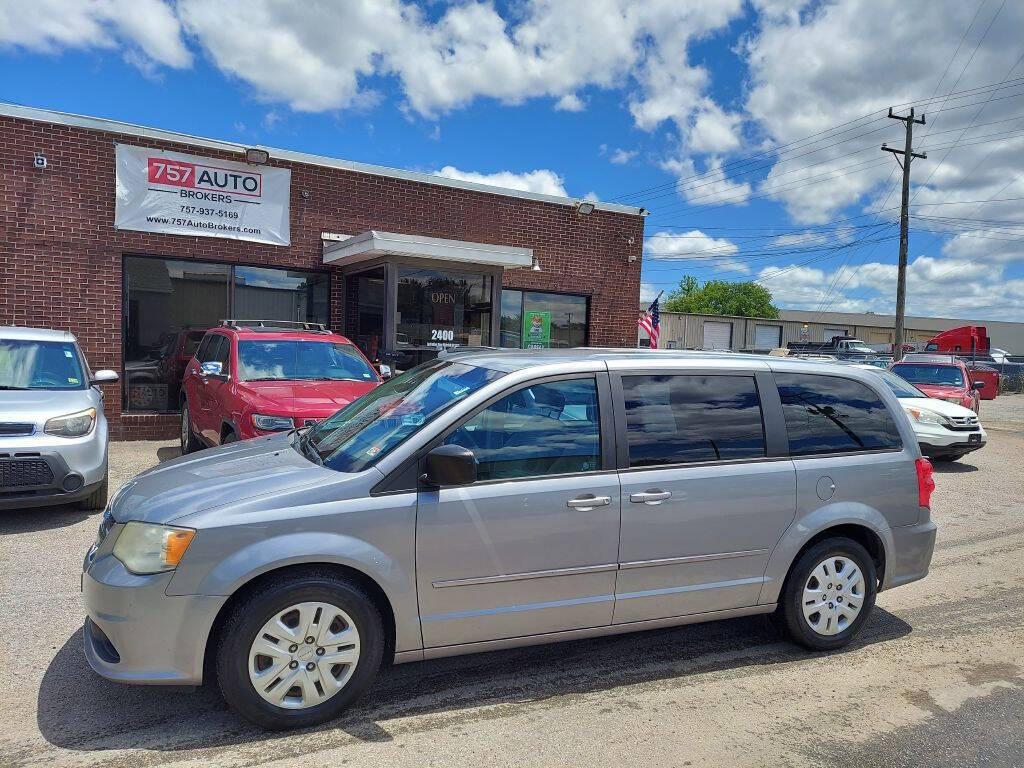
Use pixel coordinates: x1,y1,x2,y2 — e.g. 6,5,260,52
215,572,384,730
780,537,877,651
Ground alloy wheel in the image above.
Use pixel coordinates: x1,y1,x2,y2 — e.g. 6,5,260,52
248,602,361,710
801,555,865,636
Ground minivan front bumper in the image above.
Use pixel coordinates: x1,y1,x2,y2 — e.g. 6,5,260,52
82,553,225,685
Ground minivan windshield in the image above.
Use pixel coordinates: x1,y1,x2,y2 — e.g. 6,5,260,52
238,340,377,383
302,359,504,472
0,339,86,390
891,363,965,388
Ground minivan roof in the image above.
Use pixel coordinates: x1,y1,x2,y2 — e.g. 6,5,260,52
437,347,873,376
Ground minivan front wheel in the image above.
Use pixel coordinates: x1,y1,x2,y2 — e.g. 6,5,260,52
215,572,384,730
780,537,877,651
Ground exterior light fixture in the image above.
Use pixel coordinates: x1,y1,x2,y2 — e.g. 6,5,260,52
575,200,596,215
531,257,541,272
245,148,270,164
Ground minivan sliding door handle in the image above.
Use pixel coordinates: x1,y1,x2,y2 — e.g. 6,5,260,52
567,495,612,510
630,490,672,504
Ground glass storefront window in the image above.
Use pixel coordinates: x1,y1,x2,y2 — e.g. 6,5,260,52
123,257,229,412
123,256,330,413
498,290,589,349
344,267,385,363
396,266,492,350
500,289,523,348
234,266,329,325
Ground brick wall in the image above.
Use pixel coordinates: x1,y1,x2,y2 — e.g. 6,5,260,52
0,113,645,439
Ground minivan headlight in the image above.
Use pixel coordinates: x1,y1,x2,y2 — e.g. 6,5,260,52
112,522,196,574
904,407,950,426
44,407,96,437
252,413,293,431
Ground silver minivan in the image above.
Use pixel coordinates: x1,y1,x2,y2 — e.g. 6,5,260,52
82,350,937,729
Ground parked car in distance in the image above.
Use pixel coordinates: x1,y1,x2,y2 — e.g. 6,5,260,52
0,326,118,510
891,354,984,413
787,335,878,358
180,321,383,452
845,363,985,461
83,349,937,730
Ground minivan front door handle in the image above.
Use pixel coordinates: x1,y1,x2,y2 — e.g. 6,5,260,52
630,490,672,504
567,495,612,510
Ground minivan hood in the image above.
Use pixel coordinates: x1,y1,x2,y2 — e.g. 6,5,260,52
109,433,324,525
0,388,94,423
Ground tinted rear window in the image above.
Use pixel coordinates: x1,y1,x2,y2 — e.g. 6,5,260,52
622,374,766,467
776,373,902,456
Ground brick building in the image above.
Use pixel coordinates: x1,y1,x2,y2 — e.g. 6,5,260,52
1,104,645,439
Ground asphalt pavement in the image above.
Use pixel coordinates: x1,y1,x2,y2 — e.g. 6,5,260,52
2,398,1022,768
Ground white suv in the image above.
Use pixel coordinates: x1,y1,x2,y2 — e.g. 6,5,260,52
0,327,118,509
850,364,986,462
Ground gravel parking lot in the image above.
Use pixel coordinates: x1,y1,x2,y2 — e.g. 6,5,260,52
2,397,1023,768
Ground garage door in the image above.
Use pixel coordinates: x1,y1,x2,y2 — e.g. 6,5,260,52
823,328,847,342
703,321,733,350
754,324,782,350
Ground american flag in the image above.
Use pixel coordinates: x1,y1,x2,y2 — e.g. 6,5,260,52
638,295,661,348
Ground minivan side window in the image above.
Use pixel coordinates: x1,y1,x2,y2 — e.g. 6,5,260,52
776,373,902,456
444,378,601,481
622,375,766,467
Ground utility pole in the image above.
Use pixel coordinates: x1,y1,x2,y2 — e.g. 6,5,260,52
882,107,926,361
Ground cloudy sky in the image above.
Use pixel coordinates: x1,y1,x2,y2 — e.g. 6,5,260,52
2,0,1023,320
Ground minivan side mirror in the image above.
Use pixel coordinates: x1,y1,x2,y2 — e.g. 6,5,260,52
91,369,119,384
422,444,477,487
972,380,985,390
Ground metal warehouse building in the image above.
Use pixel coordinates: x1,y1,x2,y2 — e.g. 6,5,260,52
643,309,1024,353
1,103,645,439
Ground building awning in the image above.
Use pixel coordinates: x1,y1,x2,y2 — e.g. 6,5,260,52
322,230,533,269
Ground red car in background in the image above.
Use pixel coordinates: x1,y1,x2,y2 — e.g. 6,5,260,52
890,355,985,414
180,321,383,452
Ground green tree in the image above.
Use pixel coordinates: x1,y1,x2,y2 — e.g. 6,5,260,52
662,275,779,318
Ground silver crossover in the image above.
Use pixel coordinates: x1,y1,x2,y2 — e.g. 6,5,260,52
82,349,937,729
1,326,118,509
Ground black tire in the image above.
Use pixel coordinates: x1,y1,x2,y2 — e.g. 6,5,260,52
215,572,384,730
180,401,202,454
79,472,108,511
779,537,877,651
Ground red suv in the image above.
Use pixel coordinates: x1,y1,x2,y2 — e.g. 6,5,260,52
180,322,382,452
890,355,984,413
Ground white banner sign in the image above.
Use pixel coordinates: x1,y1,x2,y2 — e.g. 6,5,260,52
114,144,291,246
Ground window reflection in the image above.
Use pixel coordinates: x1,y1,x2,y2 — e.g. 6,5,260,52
499,290,589,349
396,266,492,350
123,257,229,412
623,375,766,466
234,266,329,325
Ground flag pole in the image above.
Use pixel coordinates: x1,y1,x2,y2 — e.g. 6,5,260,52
638,290,664,348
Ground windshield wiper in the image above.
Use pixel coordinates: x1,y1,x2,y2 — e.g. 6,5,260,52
0,385,29,390
296,429,324,466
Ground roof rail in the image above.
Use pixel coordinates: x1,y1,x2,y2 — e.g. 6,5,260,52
220,319,330,333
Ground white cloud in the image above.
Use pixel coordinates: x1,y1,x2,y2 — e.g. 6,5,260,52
640,282,661,302
756,253,1024,320
0,0,191,68
662,156,752,206
770,231,829,248
743,0,1024,223
609,148,638,165
645,229,746,271
554,93,586,112
433,165,568,197
582,191,600,202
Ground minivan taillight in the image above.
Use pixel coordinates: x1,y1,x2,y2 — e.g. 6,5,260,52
916,457,935,509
